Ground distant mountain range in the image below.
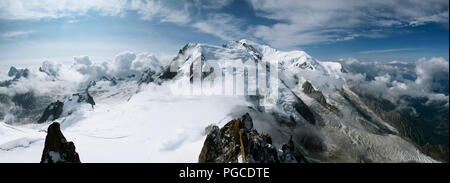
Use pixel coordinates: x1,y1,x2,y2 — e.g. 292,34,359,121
0,40,448,162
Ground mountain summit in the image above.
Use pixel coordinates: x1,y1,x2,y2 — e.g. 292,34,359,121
0,40,445,163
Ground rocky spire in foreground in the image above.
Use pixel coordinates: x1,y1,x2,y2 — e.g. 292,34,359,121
198,113,307,163
40,122,81,163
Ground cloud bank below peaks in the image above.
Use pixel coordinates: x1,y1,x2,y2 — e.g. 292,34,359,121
340,57,449,107
1,51,163,98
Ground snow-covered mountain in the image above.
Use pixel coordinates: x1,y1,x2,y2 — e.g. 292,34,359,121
0,40,445,163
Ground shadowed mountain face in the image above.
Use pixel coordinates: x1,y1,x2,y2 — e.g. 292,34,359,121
302,81,340,116
356,93,449,162
38,101,64,123
0,92,54,124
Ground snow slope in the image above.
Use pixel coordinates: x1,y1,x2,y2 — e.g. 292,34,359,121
0,83,250,162
0,39,438,163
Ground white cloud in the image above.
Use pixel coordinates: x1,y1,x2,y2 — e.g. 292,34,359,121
415,57,449,92
114,51,136,74
248,0,449,48
1,31,33,38
0,0,242,40
0,50,163,100
192,13,246,41
66,19,79,24
341,57,449,106
190,0,233,10
108,51,163,78
129,0,190,24
359,48,417,54
409,10,450,27
253,24,333,47
0,0,244,42
0,0,128,20
131,52,161,72
0,0,448,48
74,56,92,66
128,1,246,40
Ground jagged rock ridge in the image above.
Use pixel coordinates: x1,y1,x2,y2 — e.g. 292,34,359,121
198,113,307,163
302,81,340,115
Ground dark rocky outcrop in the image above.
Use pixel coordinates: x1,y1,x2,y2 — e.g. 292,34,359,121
153,44,193,83
295,62,314,70
72,82,96,107
302,81,340,115
241,42,262,61
223,41,262,61
38,100,64,123
280,136,309,163
100,76,118,86
37,82,96,124
198,113,307,163
8,66,29,79
0,80,13,87
138,69,156,84
72,92,95,107
293,97,316,125
0,67,30,87
157,67,178,82
41,122,81,163
178,43,191,55
278,79,316,125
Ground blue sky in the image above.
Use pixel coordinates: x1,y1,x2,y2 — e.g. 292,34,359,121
0,0,448,69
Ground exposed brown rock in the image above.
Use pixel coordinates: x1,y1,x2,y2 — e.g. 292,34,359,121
199,113,307,163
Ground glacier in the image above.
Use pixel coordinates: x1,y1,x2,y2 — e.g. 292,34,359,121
0,40,440,163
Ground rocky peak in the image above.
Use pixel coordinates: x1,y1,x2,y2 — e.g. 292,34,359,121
100,76,118,86
178,43,198,55
302,81,340,115
38,100,64,123
71,82,96,107
41,122,81,163
7,66,18,77
198,113,307,163
138,69,156,84
8,66,29,79
72,92,95,107
223,40,263,61
38,61,59,77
